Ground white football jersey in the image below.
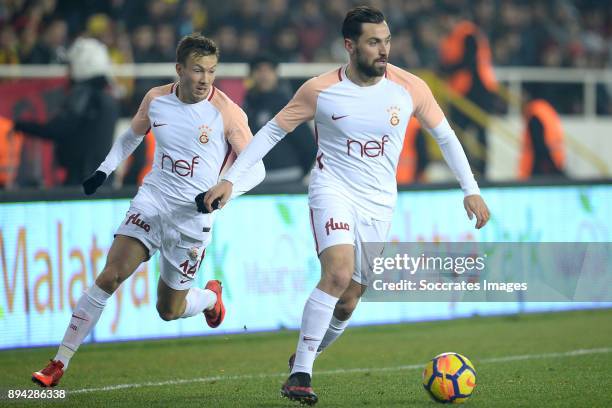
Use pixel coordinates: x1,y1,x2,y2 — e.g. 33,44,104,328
129,83,252,237
273,64,445,220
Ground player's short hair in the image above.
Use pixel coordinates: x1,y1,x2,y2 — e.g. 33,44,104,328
342,6,386,41
176,33,219,65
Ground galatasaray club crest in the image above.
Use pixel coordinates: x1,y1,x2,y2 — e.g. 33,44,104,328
199,125,211,144
387,106,400,126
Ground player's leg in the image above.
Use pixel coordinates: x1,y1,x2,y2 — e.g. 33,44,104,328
282,202,356,405
317,279,366,353
315,216,391,357
155,233,224,327
155,259,223,326
288,278,365,372
282,244,354,404
32,235,147,387
290,243,354,371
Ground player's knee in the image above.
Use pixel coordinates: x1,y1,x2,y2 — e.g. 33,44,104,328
95,263,129,293
156,302,180,321
322,253,354,291
325,271,352,292
335,297,358,320
158,311,178,321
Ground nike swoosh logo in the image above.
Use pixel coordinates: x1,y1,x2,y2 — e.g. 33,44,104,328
302,336,320,342
180,279,192,284
153,122,167,127
331,114,349,121
71,314,89,321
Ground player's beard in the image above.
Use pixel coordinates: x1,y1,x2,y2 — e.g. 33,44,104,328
355,47,387,78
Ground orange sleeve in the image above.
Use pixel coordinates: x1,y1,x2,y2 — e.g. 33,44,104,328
273,69,341,133
224,103,253,155
273,78,318,133
130,84,174,135
387,65,444,129
409,76,445,129
209,88,254,154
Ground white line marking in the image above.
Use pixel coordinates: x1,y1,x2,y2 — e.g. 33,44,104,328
70,347,612,395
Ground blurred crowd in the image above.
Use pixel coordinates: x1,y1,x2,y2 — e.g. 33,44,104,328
0,0,609,189
1,0,610,69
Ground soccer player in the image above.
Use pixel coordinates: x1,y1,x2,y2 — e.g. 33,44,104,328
204,6,490,405
31,33,265,388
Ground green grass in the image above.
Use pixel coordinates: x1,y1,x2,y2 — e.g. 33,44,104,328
1,308,611,407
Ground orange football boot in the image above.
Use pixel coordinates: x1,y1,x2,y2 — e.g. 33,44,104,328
32,360,64,387
204,280,225,328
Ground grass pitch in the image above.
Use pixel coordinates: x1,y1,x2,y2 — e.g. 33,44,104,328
1,308,611,407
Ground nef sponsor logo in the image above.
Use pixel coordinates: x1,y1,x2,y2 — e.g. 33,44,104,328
126,213,151,232
325,218,350,236
346,135,390,158
161,153,200,177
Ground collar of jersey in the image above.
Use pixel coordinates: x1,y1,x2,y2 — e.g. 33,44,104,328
340,65,387,90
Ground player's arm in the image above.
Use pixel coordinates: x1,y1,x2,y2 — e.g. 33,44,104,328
82,90,153,195
203,79,317,211
195,103,266,213
221,104,266,199
413,77,490,229
12,86,97,141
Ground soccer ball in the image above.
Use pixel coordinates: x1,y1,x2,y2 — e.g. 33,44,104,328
422,352,476,404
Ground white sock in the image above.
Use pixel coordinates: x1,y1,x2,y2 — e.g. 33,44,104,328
55,284,111,370
317,315,350,355
291,288,339,376
180,287,217,318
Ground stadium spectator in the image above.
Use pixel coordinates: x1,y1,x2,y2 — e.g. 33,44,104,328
258,0,290,42
131,24,165,111
414,19,442,68
237,29,261,62
297,0,328,62
220,0,260,32
86,13,133,65
145,0,175,27
0,116,24,188
271,24,302,62
440,18,498,177
518,97,566,179
157,24,178,63
0,26,19,64
1,0,612,188
243,54,316,184
131,24,158,63
11,38,119,185
213,25,241,62
21,18,67,64
389,28,421,69
0,0,610,70
176,0,208,37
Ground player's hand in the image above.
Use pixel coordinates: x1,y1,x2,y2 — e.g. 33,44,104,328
195,191,222,213
203,180,233,212
82,170,107,195
464,194,490,229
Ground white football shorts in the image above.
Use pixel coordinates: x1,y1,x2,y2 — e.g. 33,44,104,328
308,189,391,285
115,186,209,291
